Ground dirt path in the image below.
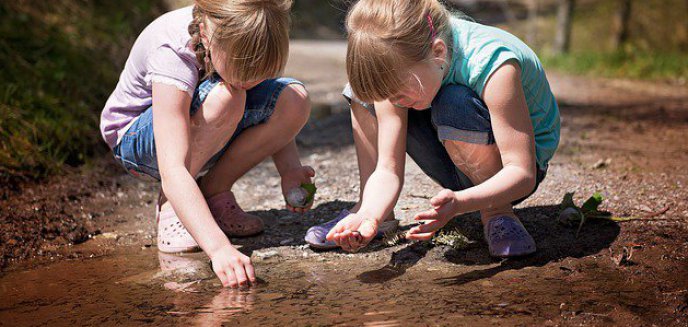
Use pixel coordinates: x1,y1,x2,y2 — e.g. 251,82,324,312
1,41,687,326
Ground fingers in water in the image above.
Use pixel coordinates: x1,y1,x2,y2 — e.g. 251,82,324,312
225,268,238,289
245,263,256,284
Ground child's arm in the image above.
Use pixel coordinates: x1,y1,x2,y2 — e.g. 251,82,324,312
152,82,255,287
272,140,315,213
326,101,408,251
407,61,537,239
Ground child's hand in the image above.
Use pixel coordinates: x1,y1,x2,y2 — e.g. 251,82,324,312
326,212,379,252
406,189,460,241
209,245,255,288
280,166,316,213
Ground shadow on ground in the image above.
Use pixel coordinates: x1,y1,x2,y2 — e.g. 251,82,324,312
231,200,357,253
356,205,620,285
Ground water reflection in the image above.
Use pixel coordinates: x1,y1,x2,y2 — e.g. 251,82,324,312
192,288,257,326
157,251,258,324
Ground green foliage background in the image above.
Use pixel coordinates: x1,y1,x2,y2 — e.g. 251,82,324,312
519,0,688,80
0,1,165,182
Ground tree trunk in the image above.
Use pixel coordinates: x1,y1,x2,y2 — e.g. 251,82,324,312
611,0,632,50
553,0,574,54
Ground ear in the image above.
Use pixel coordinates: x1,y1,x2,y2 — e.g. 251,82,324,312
199,21,210,49
431,38,448,63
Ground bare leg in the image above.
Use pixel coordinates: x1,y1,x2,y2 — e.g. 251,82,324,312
349,102,394,221
442,140,515,225
160,84,310,211
198,84,310,197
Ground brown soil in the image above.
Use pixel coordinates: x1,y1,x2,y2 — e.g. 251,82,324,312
1,41,687,326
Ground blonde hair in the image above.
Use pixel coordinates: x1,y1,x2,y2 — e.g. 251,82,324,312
346,0,453,103
189,0,293,82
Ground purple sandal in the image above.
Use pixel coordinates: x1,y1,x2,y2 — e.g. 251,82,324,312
484,216,536,257
305,209,399,250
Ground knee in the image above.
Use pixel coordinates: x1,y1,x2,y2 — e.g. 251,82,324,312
198,83,244,126
276,83,311,125
431,84,486,127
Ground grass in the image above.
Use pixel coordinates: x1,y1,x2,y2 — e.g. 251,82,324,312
499,0,688,81
540,49,688,81
0,1,165,182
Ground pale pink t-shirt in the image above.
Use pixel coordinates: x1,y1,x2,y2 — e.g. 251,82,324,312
100,6,202,149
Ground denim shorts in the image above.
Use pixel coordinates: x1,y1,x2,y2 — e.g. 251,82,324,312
342,83,547,205
113,75,302,181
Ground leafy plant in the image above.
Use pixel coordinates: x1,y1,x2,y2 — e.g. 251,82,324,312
431,229,474,250
559,192,637,237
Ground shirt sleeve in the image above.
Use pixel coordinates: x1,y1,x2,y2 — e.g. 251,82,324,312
145,45,200,97
468,43,519,98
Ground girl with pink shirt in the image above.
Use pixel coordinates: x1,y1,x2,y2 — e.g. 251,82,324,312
100,0,314,288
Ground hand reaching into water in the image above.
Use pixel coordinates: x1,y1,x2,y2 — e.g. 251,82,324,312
326,212,379,252
209,245,255,289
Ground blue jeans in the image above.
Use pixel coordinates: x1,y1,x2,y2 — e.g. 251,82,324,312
113,75,302,181
343,83,546,205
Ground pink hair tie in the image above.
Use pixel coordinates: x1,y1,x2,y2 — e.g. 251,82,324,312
427,13,437,41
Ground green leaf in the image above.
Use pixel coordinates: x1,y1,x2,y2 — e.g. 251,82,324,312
300,183,317,204
560,191,634,238
581,192,604,213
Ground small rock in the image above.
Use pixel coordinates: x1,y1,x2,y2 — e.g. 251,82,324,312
286,188,309,208
279,238,294,246
97,232,119,240
591,158,612,169
254,250,279,260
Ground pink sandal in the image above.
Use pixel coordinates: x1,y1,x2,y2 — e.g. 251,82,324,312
156,202,201,254
207,190,264,237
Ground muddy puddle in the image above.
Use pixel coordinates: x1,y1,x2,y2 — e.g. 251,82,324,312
2,239,683,326
0,247,485,326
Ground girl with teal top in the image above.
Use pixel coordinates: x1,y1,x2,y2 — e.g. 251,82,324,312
305,0,560,257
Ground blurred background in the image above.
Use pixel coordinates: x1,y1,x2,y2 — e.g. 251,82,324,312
1,0,686,184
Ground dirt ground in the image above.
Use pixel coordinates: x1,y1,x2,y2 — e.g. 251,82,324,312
1,41,687,326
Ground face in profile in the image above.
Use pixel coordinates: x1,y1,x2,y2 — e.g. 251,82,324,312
386,40,449,110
